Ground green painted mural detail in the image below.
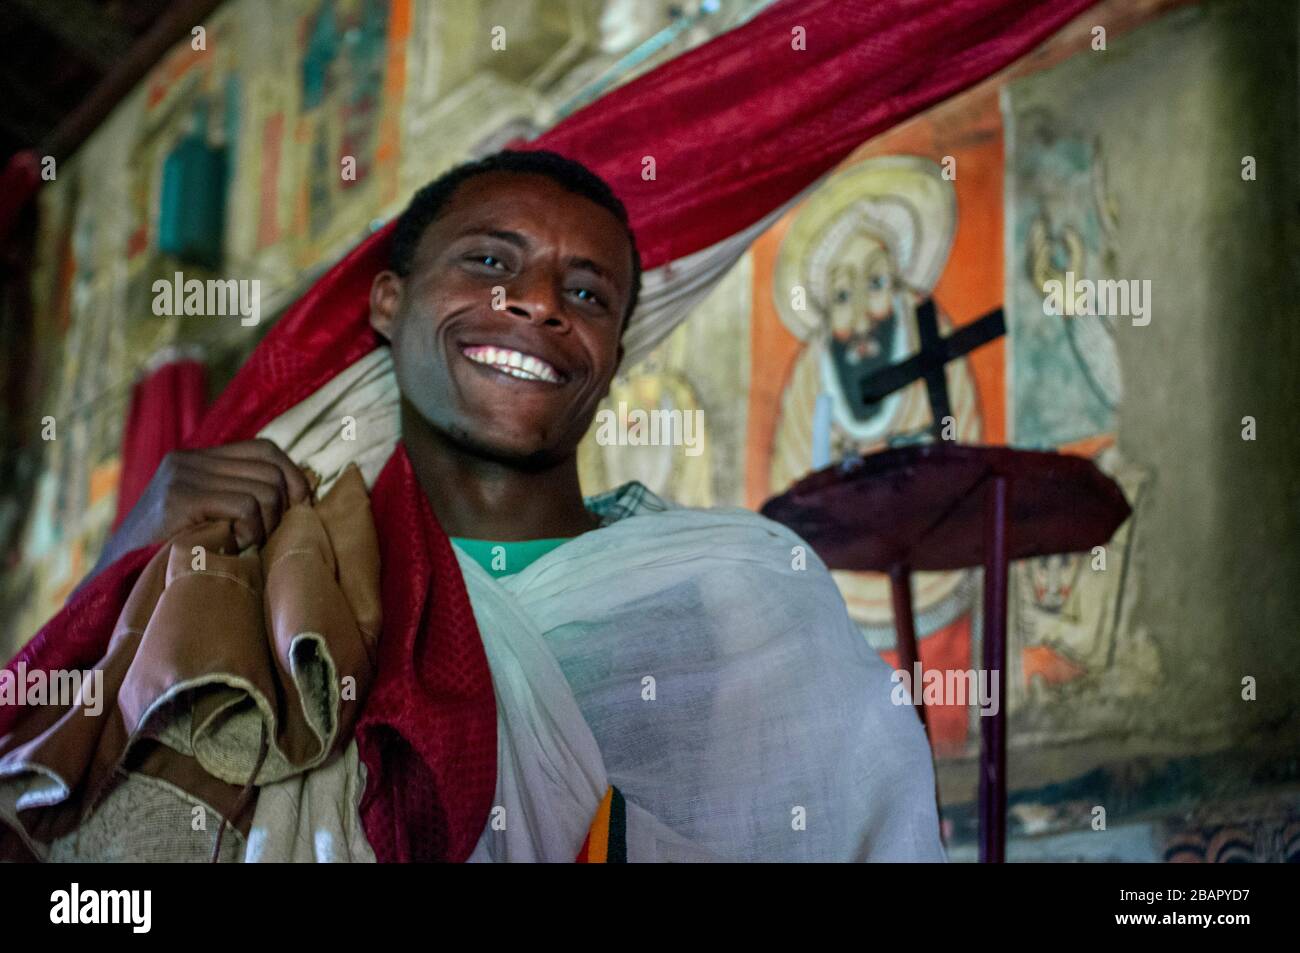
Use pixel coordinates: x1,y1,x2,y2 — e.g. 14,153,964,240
1008,126,1118,448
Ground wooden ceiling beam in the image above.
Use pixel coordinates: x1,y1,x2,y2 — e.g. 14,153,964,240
9,0,134,72
40,0,227,161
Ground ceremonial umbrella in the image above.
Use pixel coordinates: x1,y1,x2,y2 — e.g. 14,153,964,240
762,442,1132,862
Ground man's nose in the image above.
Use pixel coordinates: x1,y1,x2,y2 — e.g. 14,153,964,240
502,269,567,328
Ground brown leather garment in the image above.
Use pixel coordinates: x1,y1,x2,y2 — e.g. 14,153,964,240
0,463,380,860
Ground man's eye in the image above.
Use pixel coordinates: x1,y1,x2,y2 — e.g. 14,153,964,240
570,287,607,308
467,254,506,269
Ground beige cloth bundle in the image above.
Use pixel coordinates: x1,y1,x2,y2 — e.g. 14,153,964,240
0,465,380,862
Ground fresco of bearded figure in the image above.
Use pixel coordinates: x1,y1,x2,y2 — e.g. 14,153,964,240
769,155,983,650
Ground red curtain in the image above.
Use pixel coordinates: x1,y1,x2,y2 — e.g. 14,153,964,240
111,359,208,530
539,0,1100,267
0,150,40,246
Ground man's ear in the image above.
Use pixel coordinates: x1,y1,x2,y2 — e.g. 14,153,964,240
369,270,403,341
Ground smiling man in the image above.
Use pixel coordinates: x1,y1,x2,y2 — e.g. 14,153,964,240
5,150,945,863
371,155,637,546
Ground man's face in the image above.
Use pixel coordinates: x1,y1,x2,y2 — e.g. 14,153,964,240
370,171,632,466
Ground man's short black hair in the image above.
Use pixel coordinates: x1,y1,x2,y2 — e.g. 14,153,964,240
389,149,642,327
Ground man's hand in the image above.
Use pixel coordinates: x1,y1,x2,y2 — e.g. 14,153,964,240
89,439,310,583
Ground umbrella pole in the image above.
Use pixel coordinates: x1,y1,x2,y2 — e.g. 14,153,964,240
979,474,1010,863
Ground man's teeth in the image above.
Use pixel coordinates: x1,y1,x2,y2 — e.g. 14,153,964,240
463,346,562,383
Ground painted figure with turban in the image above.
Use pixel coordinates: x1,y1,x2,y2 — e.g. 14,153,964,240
770,155,983,650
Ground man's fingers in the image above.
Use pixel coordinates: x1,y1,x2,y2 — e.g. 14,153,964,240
178,478,281,549
181,456,289,512
199,439,310,502
209,474,287,545
180,487,266,549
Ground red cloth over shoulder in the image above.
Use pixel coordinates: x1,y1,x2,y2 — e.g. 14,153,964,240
356,445,496,862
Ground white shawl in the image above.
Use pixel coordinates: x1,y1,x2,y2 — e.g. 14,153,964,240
462,490,947,862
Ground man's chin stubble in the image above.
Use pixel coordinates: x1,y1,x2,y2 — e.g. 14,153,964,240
441,423,572,473
400,397,574,473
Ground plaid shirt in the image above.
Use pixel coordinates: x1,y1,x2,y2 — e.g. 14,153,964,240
583,480,674,528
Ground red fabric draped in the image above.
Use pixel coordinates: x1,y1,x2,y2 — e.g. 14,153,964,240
539,0,1098,267
0,150,41,244
3,0,1099,861
355,445,497,863
112,359,208,531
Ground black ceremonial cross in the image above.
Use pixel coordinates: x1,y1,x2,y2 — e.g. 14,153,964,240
858,298,1005,441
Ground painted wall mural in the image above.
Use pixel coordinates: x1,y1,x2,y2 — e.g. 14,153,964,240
1002,28,1168,742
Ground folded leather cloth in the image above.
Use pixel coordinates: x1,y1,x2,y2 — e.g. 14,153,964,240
0,464,379,861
